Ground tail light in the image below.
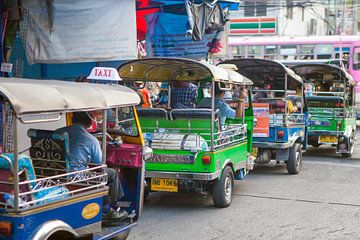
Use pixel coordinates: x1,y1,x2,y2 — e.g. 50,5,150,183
337,121,342,130
202,156,211,165
277,130,285,139
0,221,12,237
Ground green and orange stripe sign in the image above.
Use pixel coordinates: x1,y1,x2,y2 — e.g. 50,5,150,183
229,17,277,35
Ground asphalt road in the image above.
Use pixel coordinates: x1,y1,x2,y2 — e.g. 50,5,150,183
128,129,360,240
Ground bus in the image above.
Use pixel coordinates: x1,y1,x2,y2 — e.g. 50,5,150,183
227,35,360,104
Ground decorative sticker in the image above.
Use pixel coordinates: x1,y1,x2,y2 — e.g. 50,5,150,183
81,203,100,220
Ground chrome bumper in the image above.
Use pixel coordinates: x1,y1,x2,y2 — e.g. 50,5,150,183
145,170,221,181
308,130,344,136
253,141,290,149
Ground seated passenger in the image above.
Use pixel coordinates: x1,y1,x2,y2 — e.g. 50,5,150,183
56,112,127,221
197,84,247,126
136,82,152,108
170,81,198,108
155,83,169,109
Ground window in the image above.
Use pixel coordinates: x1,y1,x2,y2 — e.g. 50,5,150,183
300,45,315,59
244,1,267,17
231,46,246,57
316,44,333,59
352,46,360,70
256,2,267,16
264,45,277,59
247,46,261,58
280,45,297,60
244,2,255,17
110,107,139,137
286,0,293,19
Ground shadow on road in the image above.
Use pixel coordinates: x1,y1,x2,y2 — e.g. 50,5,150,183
144,191,214,209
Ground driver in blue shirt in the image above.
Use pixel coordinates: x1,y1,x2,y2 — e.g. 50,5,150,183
197,84,246,126
56,112,126,221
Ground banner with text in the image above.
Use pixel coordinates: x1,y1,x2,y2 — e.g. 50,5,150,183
146,13,216,59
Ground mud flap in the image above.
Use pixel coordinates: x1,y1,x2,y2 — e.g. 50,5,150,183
275,148,290,161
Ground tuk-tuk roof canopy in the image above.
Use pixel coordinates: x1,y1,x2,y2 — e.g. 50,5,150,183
0,78,140,117
218,58,303,84
118,58,253,85
290,63,355,86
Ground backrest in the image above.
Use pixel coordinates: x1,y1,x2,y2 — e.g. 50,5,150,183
137,108,168,130
28,129,69,178
169,109,221,136
170,108,218,120
136,108,168,119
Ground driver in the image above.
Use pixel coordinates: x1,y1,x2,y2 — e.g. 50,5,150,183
56,112,127,221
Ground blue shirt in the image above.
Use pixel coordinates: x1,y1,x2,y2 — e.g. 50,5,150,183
171,83,198,108
56,125,102,171
197,97,235,126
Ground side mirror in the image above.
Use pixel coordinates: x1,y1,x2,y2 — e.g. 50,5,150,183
253,118,258,127
143,146,153,161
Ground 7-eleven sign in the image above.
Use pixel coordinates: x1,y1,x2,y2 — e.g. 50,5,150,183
229,17,277,35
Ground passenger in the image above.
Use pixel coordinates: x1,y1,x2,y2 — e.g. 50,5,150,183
197,84,247,126
136,82,152,108
170,81,198,109
56,112,127,221
155,83,169,109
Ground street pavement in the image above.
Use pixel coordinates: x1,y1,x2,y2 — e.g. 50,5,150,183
128,129,360,240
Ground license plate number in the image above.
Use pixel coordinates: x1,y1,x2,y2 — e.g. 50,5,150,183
151,178,178,192
319,136,337,143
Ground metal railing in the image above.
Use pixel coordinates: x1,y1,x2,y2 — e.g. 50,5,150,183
0,162,107,212
143,123,247,152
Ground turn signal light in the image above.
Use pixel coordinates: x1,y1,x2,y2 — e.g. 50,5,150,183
0,221,12,237
278,130,285,139
202,156,211,165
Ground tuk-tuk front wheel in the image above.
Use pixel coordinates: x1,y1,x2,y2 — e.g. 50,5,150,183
212,166,234,208
286,143,302,174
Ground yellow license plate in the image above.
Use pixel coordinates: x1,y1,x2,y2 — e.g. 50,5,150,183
319,136,337,143
151,178,178,192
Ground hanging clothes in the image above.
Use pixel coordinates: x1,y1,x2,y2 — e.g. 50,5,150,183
185,0,229,42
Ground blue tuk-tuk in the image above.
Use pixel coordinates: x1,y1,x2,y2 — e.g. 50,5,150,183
219,58,307,174
0,78,151,240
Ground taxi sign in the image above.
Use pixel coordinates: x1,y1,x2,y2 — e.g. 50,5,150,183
87,67,122,81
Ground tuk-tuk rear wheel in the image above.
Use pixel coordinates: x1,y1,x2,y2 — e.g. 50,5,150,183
286,143,302,174
212,166,234,208
341,134,355,158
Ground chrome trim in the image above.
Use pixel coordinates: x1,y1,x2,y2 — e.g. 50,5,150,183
253,141,290,149
145,170,221,181
32,220,78,240
308,130,344,136
75,221,101,236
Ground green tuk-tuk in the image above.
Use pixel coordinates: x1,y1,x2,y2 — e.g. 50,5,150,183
292,64,356,157
118,58,254,208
